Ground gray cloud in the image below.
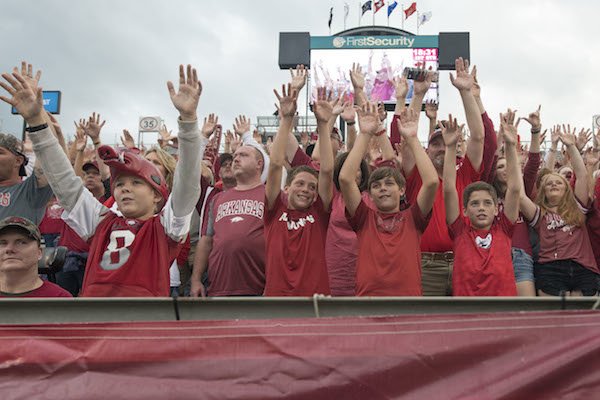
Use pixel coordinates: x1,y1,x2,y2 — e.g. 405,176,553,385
1,0,599,145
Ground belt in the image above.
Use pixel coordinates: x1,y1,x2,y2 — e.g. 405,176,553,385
421,251,454,262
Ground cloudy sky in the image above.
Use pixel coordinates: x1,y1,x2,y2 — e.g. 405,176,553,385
0,0,598,145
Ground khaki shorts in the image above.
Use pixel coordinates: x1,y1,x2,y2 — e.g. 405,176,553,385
421,252,453,296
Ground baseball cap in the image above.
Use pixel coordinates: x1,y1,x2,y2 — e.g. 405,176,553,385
82,161,99,172
0,216,41,243
0,133,29,176
427,128,443,145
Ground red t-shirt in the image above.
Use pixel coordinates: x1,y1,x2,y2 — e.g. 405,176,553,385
206,185,266,296
449,212,517,296
264,192,331,296
1,280,72,297
406,156,481,252
81,213,181,297
530,205,598,273
347,200,430,296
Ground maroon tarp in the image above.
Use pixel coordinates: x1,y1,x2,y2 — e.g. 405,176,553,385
1,310,600,399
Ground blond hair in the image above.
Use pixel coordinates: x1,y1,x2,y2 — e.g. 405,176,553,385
144,147,177,191
535,172,585,227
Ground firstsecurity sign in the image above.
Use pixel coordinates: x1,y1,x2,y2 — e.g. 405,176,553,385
12,90,61,115
311,35,439,49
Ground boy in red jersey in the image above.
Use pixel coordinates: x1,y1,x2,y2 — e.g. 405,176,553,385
339,103,438,296
443,111,520,296
263,85,338,296
0,64,209,296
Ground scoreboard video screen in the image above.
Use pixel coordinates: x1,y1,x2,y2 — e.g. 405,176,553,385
309,42,439,107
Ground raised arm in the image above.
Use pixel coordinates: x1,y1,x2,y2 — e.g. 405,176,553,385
72,122,88,179
441,115,462,225
82,112,111,180
267,83,298,210
312,87,343,209
544,125,560,170
350,63,368,107
520,105,543,197
0,69,90,212
340,95,357,151
559,125,591,205
501,110,522,223
339,102,380,216
167,64,207,217
450,58,484,171
424,100,438,138
399,108,438,215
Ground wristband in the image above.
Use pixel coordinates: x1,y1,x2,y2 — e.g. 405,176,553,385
531,128,541,134
25,123,48,133
345,120,356,126
374,129,386,137
93,141,101,146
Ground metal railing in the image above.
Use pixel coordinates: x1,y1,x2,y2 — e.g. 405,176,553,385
1,296,599,324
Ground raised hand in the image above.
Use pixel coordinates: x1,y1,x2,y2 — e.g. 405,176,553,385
559,124,577,147
13,61,42,93
121,129,135,149
397,107,420,139
289,64,307,92
500,109,518,146
349,63,365,91
159,124,172,141
576,128,592,152
440,114,463,147
449,57,474,92
340,94,356,122
393,75,409,99
356,102,380,136
312,87,344,123
167,64,202,120
273,83,298,119
0,71,44,123
201,113,218,138
74,125,87,152
425,100,438,120
233,115,251,136
84,112,105,143
519,105,542,131
550,125,560,147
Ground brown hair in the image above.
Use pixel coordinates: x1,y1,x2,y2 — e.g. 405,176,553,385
462,181,498,209
286,165,318,186
368,167,405,191
535,172,585,227
333,152,369,192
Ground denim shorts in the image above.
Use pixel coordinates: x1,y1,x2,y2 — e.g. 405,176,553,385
511,248,534,283
534,260,600,296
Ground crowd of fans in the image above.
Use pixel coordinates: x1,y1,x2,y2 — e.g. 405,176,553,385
0,60,598,299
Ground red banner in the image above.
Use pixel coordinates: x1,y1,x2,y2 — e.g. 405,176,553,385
1,311,600,398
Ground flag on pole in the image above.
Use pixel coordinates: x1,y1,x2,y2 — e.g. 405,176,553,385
328,7,334,28
404,2,417,19
418,11,432,26
361,0,372,16
374,0,385,13
387,1,398,17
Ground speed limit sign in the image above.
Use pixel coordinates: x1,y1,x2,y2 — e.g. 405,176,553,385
139,116,162,132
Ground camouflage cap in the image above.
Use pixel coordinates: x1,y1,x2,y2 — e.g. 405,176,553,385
0,133,28,176
0,216,41,243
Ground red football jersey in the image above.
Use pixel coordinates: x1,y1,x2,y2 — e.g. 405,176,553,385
81,213,181,297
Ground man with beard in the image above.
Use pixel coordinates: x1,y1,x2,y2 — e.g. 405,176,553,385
191,117,269,297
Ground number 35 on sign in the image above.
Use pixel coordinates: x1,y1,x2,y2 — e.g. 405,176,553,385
139,116,162,132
